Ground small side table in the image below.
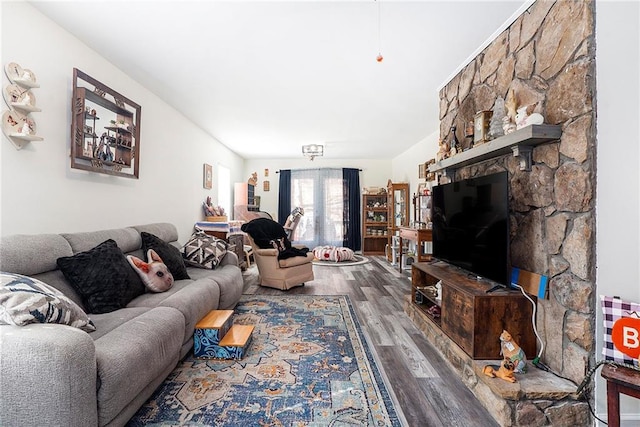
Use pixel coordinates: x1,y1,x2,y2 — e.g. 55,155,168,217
601,364,640,427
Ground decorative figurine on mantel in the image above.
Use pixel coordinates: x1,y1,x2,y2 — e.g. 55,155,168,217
436,138,449,161
503,88,518,135
488,97,506,139
515,103,544,130
448,125,459,157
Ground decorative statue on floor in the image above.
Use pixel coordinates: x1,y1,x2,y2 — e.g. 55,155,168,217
483,359,517,383
499,329,527,373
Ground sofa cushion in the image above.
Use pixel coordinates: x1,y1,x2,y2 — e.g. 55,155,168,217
181,230,227,269
0,233,73,276
62,227,142,254
141,232,190,280
93,307,183,426
127,278,221,345
56,240,145,314
0,272,95,332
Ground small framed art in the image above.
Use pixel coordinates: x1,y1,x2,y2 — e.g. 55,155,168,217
203,163,212,189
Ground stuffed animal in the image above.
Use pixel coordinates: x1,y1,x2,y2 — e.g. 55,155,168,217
483,359,517,383
500,330,527,373
127,249,174,293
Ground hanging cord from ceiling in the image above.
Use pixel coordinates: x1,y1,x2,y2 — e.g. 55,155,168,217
376,0,383,62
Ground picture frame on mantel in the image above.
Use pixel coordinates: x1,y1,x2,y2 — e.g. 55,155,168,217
203,163,212,189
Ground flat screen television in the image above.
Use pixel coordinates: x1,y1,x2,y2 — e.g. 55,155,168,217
431,171,510,286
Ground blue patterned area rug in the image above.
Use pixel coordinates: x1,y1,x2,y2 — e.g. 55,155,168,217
128,295,402,426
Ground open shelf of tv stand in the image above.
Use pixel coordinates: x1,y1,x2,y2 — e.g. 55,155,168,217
411,261,536,360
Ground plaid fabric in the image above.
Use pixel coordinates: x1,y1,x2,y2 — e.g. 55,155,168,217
601,295,640,367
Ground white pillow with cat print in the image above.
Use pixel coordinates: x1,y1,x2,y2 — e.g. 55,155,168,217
127,249,174,293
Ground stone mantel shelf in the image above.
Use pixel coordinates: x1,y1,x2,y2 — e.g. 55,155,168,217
429,124,562,178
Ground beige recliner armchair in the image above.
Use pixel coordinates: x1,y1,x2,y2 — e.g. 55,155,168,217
246,235,314,290
241,218,314,290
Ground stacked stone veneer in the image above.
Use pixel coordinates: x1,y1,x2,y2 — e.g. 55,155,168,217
434,0,596,424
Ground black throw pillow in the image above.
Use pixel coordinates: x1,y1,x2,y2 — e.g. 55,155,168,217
56,239,145,314
140,232,190,280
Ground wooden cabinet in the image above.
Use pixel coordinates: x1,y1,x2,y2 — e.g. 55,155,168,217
411,261,536,360
362,193,388,255
386,181,409,262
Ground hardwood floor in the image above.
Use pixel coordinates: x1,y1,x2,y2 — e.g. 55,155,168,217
242,256,499,427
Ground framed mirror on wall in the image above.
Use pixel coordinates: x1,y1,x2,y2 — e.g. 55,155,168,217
71,68,141,178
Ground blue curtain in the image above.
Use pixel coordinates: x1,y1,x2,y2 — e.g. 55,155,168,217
343,168,361,251
278,169,291,225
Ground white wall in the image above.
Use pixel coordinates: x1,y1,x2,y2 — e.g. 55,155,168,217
595,1,640,423
391,130,439,221
242,158,391,222
0,2,245,241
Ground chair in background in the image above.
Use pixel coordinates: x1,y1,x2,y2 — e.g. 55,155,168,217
283,207,304,241
242,217,314,291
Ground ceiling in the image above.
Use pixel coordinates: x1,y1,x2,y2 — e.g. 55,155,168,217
31,1,527,160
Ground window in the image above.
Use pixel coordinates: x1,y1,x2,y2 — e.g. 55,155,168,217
291,169,343,248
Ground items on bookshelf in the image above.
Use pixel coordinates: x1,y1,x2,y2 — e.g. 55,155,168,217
386,181,409,263
70,68,141,179
2,62,43,150
362,192,388,255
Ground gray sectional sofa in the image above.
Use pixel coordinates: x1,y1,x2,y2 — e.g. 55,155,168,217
0,223,244,427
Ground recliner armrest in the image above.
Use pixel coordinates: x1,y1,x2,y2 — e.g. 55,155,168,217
254,248,279,257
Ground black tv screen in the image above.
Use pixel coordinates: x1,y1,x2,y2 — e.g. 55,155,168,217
432,171,510,286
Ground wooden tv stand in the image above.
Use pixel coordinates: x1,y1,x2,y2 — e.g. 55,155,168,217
411,261,536,360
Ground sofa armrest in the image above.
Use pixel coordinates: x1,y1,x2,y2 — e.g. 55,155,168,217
220,250,238,267
0,324,98,427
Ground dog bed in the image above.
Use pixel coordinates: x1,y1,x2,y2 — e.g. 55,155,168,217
312,246,356,262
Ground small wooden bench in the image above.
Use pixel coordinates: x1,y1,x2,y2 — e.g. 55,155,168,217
601,364,640,427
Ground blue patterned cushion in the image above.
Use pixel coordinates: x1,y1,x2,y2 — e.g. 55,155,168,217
0,272,95,332
181,230,227,269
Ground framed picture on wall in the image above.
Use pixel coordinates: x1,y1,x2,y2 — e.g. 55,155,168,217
263,180,270,192
203,163,212,189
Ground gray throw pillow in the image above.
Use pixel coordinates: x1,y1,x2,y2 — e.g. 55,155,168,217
181,230,227,269
0,272,95,332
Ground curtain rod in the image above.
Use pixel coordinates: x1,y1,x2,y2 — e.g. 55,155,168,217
276,168,362,173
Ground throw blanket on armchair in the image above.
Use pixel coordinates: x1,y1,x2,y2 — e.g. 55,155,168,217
241,218,309,260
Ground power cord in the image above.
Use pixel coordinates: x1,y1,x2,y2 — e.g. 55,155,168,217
576,360,640,425
510,282,544,364
511,282,640,425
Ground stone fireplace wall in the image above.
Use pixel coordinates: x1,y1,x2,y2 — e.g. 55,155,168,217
438,0,596,385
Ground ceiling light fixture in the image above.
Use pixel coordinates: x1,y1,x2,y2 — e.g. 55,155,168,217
376,0,383,62
302,144,324,161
